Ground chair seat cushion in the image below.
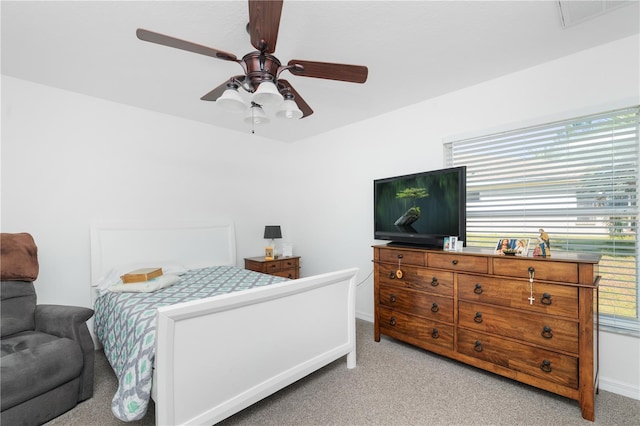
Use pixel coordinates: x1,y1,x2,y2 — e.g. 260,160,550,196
0,332,83,411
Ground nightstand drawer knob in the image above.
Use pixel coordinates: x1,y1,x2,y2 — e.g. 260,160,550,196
474,341,483,352
431,328,439,339
452,259,458,265
474,312,483,323
389,316,397,326
431,303,439,313
540,359,552,373
541,293,552,305
474,283,483,294
431,277,439,286
541,326,553,339
389,294,397,303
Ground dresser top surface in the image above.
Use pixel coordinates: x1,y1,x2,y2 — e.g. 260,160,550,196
373,244,601,264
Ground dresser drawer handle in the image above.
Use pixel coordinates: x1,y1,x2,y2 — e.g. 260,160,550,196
452,259,458,265
474,312,483,323
431,328,439,339
431,277,439,286
541,293,552,305
474,283,483,294
541,326,553,339
389,271,396,279
474,341,483,352
540,359,552,373
389,294,396,303
389,316,396,326
431,303,439,313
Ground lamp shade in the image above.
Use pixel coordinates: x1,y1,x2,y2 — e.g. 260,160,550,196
217,85,246,113
244,103,270,125
264,226,282,239
275,99,303,119
251,81,284,106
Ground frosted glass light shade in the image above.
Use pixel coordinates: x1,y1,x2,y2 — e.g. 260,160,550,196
251,81,284,106
244,104,270,125
217,87,246,113
275,99,303,119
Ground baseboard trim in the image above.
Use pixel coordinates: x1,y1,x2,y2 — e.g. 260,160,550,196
356,312,373,323
599,377,640,401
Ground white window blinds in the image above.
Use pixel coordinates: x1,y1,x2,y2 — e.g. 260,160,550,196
445,106,639,335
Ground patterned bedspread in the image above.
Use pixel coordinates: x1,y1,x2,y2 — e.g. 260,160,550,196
94,265,287,422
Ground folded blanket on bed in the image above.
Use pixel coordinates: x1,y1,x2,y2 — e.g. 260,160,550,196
0,233,39,281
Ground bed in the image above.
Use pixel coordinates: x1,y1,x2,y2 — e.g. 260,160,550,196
90,221,358,425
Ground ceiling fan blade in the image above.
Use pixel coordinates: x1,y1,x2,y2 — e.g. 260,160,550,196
200,76,246,101
277,79,313,118
287,60,368,84
248,0,283,53
136,28,238,62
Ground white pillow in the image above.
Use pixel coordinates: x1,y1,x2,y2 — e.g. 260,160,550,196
109,274,181,293
94,262,187,294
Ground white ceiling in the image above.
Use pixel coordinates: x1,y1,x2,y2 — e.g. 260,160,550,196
2,1,639,143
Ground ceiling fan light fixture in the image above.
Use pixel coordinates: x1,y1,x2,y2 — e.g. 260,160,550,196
217,84,247,113
276,99,303,120
251,80,284,106
244,103,270,125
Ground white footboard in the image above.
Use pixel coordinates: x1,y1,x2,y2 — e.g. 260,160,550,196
154,268,358,425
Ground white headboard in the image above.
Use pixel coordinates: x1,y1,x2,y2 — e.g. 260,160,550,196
90,221,236,285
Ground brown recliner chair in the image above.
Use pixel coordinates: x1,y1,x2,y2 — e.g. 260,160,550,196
1,233,94,425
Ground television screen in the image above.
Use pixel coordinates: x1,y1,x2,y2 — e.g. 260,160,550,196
374,166,466,248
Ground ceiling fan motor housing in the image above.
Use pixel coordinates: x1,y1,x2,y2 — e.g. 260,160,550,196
242,52,281,90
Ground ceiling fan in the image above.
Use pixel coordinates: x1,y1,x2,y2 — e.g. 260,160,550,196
136,0,368,121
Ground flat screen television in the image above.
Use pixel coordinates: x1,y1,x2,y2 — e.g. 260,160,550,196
374,166,466,248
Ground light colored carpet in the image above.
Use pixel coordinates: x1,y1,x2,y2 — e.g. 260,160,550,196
47,319,640,425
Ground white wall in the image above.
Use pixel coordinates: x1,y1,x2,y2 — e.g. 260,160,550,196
1,77,291,308
2,34,639,400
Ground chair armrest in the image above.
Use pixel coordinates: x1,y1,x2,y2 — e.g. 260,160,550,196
34,304,95,400
34,304,94,340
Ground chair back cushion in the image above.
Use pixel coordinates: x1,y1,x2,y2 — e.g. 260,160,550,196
1,281,36,337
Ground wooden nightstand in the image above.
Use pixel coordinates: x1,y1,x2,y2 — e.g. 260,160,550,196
244,256,301,279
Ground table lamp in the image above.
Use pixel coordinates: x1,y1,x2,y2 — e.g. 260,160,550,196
263,225,282,260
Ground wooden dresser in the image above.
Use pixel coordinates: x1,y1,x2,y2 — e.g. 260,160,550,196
373,244,600,421
244,256,300,279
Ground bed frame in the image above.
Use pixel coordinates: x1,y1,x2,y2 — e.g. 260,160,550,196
90,221,358,425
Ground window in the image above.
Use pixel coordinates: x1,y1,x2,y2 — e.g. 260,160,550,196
445,106,639,335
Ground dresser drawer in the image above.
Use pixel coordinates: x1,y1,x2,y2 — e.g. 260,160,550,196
458,274,578,319
378,248,426,266
377,263,453,297
458,301,579,354
427,253,488,274
457,329,578,389
378,306,453,351
379,284,454,323
493,257,578,283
